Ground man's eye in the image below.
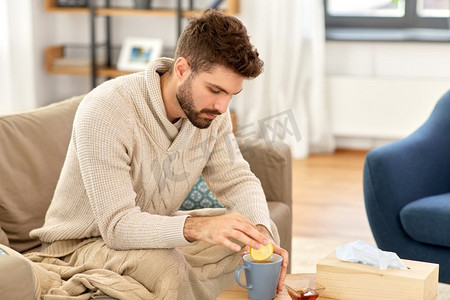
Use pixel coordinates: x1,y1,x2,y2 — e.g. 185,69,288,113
210,88,221,94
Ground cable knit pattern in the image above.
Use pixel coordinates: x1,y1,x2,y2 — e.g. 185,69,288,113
30,58,274,251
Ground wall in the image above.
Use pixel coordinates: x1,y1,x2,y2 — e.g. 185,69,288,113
326,41,450,149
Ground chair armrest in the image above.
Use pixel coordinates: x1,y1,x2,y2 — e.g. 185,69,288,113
238,140,292,209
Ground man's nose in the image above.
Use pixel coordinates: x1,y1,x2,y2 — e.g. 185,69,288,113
214,96,231,114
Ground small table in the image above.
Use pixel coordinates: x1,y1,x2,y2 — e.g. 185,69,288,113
218,273,334,299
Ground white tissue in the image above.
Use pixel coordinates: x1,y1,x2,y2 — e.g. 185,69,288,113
335,240,408,270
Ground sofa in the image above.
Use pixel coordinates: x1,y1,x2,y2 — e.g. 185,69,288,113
0,94,292,298
364,90,450,283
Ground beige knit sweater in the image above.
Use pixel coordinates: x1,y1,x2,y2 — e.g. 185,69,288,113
30,58,273,250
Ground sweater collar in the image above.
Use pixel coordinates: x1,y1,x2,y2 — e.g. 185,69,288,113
143,58,194,152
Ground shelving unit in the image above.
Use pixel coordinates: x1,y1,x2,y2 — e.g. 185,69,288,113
45,4,210,17
44,0,239,16
45,45,130,77
43,0,240,88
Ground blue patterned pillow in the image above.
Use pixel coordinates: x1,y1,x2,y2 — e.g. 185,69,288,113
180,176,224,210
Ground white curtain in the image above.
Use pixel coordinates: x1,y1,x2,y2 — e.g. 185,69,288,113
0,0,37,115
232,0,335,158
0,0,13,114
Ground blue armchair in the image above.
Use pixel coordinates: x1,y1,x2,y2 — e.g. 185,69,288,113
364,90,450,283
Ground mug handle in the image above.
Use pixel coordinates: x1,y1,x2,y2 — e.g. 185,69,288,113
235,265,252,289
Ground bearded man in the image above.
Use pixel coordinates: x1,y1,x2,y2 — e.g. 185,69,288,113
25,9,288,299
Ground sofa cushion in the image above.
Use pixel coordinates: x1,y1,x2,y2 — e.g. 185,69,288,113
400,192,450,248
179,176,224,210
0,95,83,253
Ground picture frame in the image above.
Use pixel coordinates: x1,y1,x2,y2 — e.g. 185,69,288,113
117,37,163,71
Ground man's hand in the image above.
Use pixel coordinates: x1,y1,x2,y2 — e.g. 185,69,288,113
183,212,270,252
183,213,288,294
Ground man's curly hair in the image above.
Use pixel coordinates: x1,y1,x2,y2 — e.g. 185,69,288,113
173,9,263,78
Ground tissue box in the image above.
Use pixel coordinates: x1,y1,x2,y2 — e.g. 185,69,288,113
316,252,438,300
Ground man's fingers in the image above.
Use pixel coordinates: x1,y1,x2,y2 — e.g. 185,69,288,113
229,230,263,250
220,236,242,252
277,263,288,293
231,213,270,243
272,244,289,294
183,213,273,254
218,214,267,249
232,220,269,247
240,245,249,257
278,248,289,268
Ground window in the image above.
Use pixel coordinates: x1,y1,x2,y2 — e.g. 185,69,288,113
327,0,406,18
325,0,450,29
418,0,450,17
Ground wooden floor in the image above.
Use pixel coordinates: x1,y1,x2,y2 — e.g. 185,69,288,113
292,149,374,242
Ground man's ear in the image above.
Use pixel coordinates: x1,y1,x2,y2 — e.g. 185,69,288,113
174,57,191,79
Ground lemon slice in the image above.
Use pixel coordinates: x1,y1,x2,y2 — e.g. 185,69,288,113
250,242,273,261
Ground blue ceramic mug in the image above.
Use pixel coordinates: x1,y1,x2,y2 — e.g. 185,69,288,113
235,253,282,300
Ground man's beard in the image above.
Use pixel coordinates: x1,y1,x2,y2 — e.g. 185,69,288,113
176,76,221,129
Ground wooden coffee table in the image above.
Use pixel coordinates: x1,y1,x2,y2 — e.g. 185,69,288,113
218,273,334,299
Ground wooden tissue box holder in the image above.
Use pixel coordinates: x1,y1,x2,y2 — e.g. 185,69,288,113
316,252,439,300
